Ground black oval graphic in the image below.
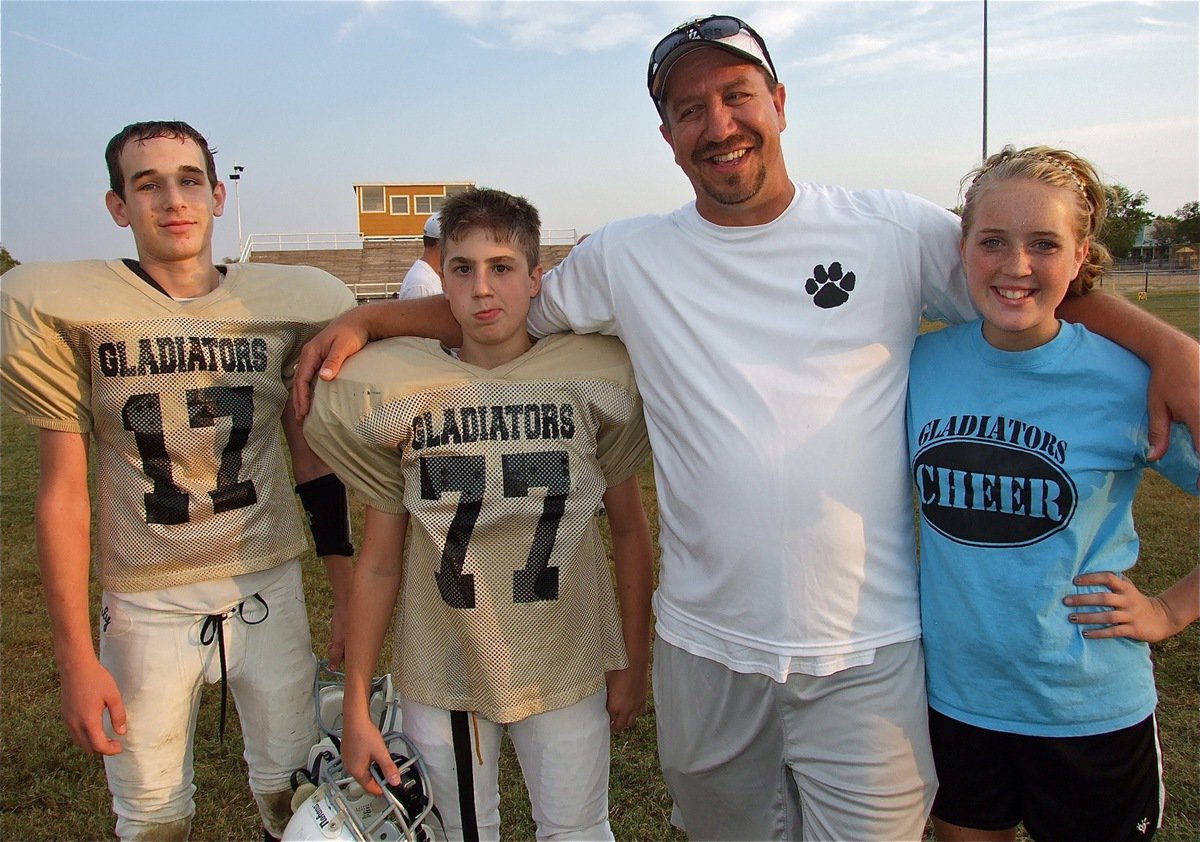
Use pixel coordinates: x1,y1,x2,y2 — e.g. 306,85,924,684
912,439,1077,547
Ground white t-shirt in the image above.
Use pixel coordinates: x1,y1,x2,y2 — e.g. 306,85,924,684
398,258,442,300
529,182,976,679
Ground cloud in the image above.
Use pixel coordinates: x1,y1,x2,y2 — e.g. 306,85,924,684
334,0,383,44
798,22,978,77
435,0,493,28
1053,115,1197,143
435,1,655,55
785,1,1194,81
748,1,834,41
991,27,1188,68
9,30,90,61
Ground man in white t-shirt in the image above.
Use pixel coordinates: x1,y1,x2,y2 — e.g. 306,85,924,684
292,15,1199,841
395,212,442,299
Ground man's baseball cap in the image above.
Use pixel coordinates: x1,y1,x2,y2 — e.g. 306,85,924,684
648,15,777,104
423,212,441,239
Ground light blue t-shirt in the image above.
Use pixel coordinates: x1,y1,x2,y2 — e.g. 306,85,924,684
907,319,1198,737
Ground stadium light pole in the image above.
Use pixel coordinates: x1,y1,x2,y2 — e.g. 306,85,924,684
229,163,245,259
982,0,989,162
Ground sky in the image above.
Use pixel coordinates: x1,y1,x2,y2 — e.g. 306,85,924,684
2,0,1197,264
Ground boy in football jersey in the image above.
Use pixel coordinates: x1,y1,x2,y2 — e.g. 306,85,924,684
303,187,653,841
0,121,356,841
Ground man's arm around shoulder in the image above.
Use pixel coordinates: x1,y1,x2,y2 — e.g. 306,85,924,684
1058,290,1200,459
293,296,462,420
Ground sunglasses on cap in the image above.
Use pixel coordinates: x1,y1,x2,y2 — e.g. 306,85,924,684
647,15,777,103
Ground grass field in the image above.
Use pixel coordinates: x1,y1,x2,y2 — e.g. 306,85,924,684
1,288,1196,841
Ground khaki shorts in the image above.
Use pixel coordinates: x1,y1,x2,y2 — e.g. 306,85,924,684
653,637,936,841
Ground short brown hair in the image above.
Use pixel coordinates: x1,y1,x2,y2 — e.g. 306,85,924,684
439,187,541,272
105,121,219,200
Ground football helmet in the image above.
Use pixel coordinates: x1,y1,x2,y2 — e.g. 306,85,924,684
282,729,435,841
314,661,399,738
284,663,436,841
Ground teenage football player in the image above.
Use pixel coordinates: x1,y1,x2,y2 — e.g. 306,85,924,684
303,187,654,840
1,121,356,841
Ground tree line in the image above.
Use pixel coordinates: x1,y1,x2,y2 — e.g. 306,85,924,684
0,246,19,275
1103,191,1199,262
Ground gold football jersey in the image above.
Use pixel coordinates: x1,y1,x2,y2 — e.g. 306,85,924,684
1,260,356,591
305,333,650,723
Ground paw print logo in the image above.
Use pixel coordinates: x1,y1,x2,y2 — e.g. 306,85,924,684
805,262,856,309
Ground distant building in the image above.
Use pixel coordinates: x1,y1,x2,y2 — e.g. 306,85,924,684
246,180,577,301
1129,224,1165,265
353,182,474,239
1174,245,1198,270
1128,223,1198,269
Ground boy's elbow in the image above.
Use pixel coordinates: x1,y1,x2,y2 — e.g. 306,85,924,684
288,443,334,484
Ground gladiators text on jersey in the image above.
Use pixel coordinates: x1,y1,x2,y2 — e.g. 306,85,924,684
410,402,576,451
96,335,270,378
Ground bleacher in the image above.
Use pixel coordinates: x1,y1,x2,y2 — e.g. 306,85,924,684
248,240,577,302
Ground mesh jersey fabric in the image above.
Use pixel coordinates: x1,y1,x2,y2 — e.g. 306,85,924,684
1,259,356,590
304,332,649,722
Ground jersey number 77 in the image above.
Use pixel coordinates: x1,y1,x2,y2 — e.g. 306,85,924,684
420,450,571,609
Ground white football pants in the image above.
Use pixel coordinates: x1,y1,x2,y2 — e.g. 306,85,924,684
401,690,613,841
99,561,318,840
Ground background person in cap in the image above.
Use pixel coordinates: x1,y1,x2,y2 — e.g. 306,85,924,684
292,14,1200,841
395,211,443,299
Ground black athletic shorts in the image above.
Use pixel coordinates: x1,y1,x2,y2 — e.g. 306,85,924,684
929,708,1162,842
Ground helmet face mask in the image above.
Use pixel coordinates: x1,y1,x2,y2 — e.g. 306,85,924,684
285,732,434,842
314,661,399,739
284,663,435,842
